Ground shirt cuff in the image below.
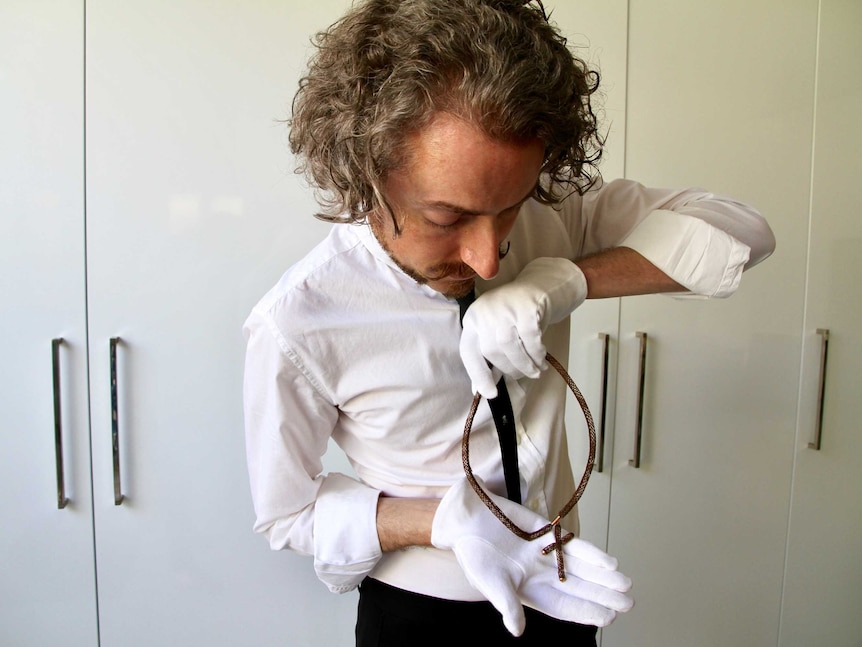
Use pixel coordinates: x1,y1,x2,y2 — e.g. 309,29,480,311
313,473,382,593
621,209,751,298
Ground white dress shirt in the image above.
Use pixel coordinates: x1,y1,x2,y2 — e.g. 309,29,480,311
242,178,774,600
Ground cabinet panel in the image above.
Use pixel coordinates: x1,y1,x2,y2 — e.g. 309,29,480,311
603,2,818,645
0,3,98,645
779,2,862,644
85,2,354,644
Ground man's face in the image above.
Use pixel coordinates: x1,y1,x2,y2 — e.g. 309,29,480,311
371,112,545,299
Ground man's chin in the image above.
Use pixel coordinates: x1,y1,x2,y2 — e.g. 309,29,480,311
435,277,476,300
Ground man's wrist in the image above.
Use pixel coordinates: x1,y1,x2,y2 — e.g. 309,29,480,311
376,496,440,552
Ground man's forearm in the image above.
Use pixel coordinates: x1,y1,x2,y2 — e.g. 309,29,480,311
577,246,685,299
376,496,440,552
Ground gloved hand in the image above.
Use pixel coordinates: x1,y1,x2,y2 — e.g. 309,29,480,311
431,477,633,637
460,257,587,398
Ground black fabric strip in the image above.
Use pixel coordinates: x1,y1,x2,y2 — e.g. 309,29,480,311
456,290,522,503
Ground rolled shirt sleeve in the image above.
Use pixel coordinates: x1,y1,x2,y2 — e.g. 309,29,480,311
313,473,383,592
620,209,750,297
243,310,382,593
575,179,774,297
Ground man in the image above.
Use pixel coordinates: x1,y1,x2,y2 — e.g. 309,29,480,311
243,1,775,645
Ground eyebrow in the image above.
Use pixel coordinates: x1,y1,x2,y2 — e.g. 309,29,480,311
421,185,536,217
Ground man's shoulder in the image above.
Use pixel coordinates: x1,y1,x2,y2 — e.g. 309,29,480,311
251,224,371,322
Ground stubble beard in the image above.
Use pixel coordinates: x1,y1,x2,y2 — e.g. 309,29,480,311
371,224,475,299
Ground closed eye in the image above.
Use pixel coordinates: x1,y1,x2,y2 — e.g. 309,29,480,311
420,194,531,230
423,209,471,230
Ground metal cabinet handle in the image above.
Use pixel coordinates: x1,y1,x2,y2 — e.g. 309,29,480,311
629,332,648,468
595,333,610,473
52,338,69,509
110,337,125,505
808,328,830,450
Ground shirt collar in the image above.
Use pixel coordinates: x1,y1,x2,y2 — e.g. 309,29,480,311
349,221,457,302
351,221,401,270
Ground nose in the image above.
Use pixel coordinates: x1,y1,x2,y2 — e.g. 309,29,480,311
459,216,502,280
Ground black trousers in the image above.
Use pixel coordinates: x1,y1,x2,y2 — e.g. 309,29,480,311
355,578,598,647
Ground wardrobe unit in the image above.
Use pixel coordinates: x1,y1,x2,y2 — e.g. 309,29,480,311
777,2,862,644
3,2,355,645
1,3,97,645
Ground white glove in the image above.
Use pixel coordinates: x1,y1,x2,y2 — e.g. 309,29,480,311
460,257,587,398
431,477,633,637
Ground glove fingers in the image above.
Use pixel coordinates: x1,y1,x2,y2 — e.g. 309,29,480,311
515,324,548,374
458,541,527,637
495,326,543,379
521,579,630,628
480,571,528,637
557,577,634,615
459,331,499,399
527,591,618,628
565,558,633,593
562,537,621,570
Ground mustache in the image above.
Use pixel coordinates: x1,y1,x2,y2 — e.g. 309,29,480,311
423,262,475,282
423,242,511,281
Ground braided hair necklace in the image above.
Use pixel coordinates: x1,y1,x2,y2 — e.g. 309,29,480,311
461,353,596,582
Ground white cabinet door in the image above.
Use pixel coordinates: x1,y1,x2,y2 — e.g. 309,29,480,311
603,2,818,645
85,2,355,644
0,3,98,645
779,2,862,644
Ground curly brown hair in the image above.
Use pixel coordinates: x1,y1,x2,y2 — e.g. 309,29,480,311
289,0,603,225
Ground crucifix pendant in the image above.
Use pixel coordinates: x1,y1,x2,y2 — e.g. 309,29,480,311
541,516,576,581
